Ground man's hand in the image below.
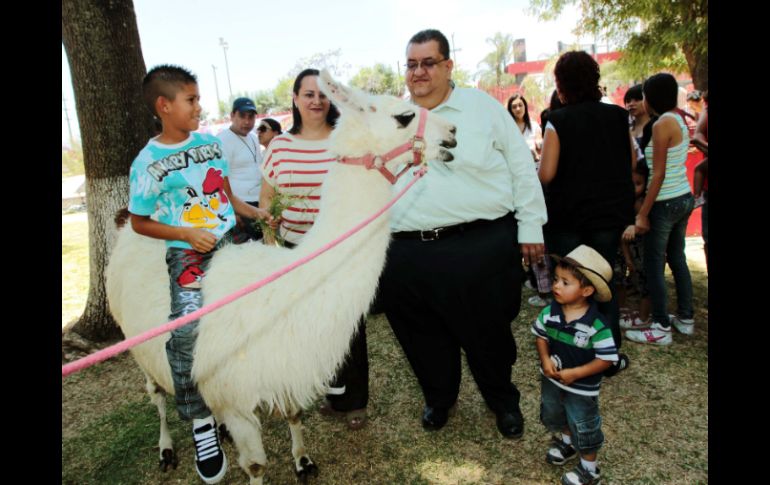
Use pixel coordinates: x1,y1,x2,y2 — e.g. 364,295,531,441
521,243,545,267
183,228,217,253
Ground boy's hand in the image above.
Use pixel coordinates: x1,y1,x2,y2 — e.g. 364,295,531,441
556,368,579,386
541,356,559,379
183,228,217,253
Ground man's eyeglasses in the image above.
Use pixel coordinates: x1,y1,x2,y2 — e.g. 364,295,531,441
405,58,447,72
257,125,268,133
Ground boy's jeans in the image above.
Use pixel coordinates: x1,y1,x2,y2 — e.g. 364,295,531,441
643,193,694,326
540,376,604,454
165,233,231,421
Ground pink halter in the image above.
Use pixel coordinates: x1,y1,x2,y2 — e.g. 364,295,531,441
338,108,429,184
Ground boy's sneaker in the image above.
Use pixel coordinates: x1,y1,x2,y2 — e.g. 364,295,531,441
625,322,672,346
528,295,552,307
561,462,601,485
619,313,650,330
669,314,695,335
546,436,577,465
192,416,227,484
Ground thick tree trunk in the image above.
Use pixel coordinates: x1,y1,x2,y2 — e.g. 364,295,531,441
683,44,708,92
62,0,154,341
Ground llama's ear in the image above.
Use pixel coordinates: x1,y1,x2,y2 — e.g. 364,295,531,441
318,69,366,113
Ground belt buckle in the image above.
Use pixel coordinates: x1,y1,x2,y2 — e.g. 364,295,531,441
420,228,441,241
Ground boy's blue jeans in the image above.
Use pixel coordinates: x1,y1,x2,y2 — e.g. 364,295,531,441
642,193,694,326
165,233,232,421
540,376,604,455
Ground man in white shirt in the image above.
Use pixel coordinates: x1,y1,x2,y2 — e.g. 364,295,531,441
380,29,547,439
217,97,263,241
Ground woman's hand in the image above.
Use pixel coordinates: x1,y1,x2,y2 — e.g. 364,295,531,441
635,214,650,235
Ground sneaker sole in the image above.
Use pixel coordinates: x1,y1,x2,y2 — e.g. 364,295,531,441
197,454,227,484
673,324,694,335
546,453,578,466
625,332,672,346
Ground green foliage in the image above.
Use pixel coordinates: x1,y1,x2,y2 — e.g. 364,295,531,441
273,76,295,112
529,0,708,87
62,143,85,176
452,67,474,88
476,32,518,88
253,89,277,114
350,63,402,95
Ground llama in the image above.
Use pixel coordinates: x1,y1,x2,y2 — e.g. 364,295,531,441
105,70,457,485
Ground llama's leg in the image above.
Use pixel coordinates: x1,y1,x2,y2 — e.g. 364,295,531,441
220,408,267,485
144,375,177,471
287,410,318,482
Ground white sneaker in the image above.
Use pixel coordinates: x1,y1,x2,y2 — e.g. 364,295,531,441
528,295,552,307
619,313,650,330
669,314,695,335
625,322,672,346
524,280,536,290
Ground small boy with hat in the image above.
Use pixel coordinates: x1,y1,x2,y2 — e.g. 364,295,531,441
531,245,618,485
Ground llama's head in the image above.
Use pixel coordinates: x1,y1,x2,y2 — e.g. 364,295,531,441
318,70,456,180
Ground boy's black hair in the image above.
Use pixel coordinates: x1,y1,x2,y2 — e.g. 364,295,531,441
633,159,650,185
407,29,450,59
642,73,678,115
555,259,594,290
623,84,644,104
142,64,198,117
288,68,340,135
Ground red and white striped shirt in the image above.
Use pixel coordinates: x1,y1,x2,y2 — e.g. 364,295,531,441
262,133,336,245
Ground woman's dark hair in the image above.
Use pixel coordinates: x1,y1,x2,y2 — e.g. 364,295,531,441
262,118,282,134
639,115,658,151
288,68,340,135
553,51,602,104
623,84,644,104
539,90,565,136
507,93,531,132
642,73,678,116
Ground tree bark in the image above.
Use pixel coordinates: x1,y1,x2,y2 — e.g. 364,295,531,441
62,0,155,341
683,44,708,92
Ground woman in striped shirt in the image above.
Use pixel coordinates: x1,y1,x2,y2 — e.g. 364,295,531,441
259,68,369,430
626,73,695,346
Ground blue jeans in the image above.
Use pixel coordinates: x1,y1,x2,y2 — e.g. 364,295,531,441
545,227,624,349
540,376,604,454
165,233,232,420
643,193,694,325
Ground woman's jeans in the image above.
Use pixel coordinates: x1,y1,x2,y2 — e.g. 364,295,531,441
643,193,695,326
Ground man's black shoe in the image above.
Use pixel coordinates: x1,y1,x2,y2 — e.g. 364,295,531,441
421,405,450,431
496,410,524,439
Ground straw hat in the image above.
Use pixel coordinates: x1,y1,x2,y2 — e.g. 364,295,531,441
552,245,613,302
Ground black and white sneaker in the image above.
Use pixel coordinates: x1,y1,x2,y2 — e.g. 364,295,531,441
192,416,227,484
546,436,577,465
561,462,601,485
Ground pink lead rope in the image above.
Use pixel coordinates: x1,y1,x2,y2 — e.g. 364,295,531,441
62,165,428,378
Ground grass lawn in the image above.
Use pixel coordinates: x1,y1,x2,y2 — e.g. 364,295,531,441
62,217,708,484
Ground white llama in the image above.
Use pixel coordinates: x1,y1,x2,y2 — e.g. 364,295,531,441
105,70,457,485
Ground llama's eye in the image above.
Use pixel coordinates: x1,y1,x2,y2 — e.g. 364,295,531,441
393,112,416,128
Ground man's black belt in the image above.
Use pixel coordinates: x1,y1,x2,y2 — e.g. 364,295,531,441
392,214,511,242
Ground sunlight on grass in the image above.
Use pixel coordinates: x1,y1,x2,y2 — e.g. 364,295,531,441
62,213,89,327
418,459,486,484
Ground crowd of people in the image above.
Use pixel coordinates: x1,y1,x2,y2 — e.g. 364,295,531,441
125,28,706,485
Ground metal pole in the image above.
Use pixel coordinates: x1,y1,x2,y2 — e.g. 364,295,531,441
212,64,221,117
219,37,233,98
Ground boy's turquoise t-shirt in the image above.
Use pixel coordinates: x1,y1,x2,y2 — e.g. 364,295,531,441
128,132,236,249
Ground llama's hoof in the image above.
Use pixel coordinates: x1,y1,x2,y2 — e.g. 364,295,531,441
295,456,318,482
159,448,178,471
218,423,234,444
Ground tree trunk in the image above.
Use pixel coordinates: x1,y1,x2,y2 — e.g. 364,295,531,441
683,43,708,92
62,0,155,341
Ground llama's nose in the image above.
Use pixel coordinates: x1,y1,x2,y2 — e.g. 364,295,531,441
441,138,457,148
449,126,456,135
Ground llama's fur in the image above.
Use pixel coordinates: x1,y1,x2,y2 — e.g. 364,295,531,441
106,70,456,484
